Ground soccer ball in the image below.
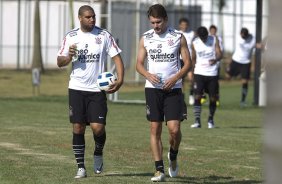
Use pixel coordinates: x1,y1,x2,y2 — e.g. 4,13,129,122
97,72,117,91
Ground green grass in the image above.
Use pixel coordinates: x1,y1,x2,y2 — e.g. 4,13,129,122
0,70,263,183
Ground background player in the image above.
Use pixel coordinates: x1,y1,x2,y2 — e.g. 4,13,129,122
178,17,195,105
225,27,255,106
190,26,222,129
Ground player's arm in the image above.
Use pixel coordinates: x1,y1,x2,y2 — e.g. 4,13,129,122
107,54,124,93
191,43,196,70
57,44,77,67
136,37,160,85
215,36,222,61
209,36,222,65
163,35,191,90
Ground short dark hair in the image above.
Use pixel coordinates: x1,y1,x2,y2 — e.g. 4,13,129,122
78,5,94,16
197,26,209,42
179,17,190,25
240,27,249,37
209,24,217,31
147,4,167,19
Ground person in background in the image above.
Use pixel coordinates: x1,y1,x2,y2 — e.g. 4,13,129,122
178,17,195,105
225,27,255,107
201,25,224,106
190,26,222,129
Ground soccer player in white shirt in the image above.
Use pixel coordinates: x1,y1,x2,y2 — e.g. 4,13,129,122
208,25,224,106
57,5,124,178
190,26,222,129
178,18,195,105
225,28,255,106
136,4,190,182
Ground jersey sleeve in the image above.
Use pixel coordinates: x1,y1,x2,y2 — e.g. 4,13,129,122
106,33,122,57
57,35,70,57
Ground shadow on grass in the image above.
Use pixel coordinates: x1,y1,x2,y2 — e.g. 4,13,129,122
103,173,262,183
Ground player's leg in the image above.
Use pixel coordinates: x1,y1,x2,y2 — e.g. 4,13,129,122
150,122,165,173
145,88,165,182
167,120,181,178
165,89,183,177
207,76,218,128
188,71,195,105
69,89,87,178
191,75,205,128
88,91,108,174
240,63,251,106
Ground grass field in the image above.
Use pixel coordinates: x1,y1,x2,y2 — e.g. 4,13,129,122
0,70,263,184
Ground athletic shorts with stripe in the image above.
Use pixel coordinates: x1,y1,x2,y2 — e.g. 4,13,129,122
69,89,107,125
145,88,187,122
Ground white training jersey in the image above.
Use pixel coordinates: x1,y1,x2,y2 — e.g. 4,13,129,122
143,27,182,89
193,35,218,76
179,29,194,55
57,26,121,92
232,34,255,64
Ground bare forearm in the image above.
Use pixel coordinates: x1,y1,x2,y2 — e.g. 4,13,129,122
57,56,72,67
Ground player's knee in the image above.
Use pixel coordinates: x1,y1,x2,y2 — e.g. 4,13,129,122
91,124,105,136
73,123,86,134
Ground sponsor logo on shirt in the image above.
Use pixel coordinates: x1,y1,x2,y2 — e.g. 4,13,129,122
148,49,175,62
76,44,100,63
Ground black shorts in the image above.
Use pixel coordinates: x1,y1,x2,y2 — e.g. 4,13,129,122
227,60,251,79
69,89,107,125
193,74,218,96
145,88,186,122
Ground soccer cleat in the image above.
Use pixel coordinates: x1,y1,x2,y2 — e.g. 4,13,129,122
208,120,215,129
200,95,207,104
151,171,165,182
191,122,201,128
240,101,247,107
189,95,194,105
74,168,87,179
167,152,179,178
94,155,103,174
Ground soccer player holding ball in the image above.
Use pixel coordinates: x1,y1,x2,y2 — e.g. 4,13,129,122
57,5,124,178
136,4,190,182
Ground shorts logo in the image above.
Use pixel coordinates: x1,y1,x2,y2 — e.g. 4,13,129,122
69,106,73,117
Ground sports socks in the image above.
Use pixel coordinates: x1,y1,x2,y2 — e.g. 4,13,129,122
93,132,106,156
209,100,217,122
194,98,202,123
73,133,85,169
169,147,178,161
155,160,164,173
241,83,248,102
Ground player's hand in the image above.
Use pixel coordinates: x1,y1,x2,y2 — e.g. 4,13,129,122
106,80,123,94
209,59,217,66
146,73,161,85
162,77,177,91
68,44,77,58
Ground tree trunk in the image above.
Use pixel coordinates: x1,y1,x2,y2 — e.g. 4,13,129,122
31,0,44,72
